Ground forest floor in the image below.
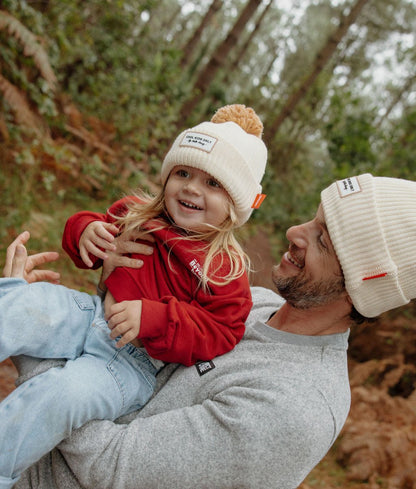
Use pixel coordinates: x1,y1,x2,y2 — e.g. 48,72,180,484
1,229,415,488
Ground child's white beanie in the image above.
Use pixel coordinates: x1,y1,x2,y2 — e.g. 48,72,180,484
161,105,268,227
321,173,416,317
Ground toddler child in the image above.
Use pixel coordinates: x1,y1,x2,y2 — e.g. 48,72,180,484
0,104,268,489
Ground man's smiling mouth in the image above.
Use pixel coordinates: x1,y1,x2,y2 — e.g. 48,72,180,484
287,251,303,269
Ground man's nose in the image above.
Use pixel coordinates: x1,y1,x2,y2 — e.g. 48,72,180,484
286,222,309,248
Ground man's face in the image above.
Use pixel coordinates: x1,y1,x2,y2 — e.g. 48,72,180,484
272,204,346,309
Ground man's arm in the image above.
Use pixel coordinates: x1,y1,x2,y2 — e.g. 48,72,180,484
56,382,334,489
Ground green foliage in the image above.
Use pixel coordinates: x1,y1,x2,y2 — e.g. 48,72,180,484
42,0,184,146
0,4,57,125
379,110,416,179
325,101,379,177
1,0,416,270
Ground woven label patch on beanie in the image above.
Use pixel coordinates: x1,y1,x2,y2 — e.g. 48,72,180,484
180,131,218,153
336,176,362,197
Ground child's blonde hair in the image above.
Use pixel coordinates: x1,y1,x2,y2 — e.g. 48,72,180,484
115,187,250,290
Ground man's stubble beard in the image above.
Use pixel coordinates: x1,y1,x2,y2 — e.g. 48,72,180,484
272,267,345,310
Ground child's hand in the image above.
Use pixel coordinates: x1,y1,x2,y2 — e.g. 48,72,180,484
106,300,142,348
79,221,119,267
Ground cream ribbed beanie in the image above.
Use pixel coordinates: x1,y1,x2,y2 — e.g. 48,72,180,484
321,173,416,317
161,105,268,227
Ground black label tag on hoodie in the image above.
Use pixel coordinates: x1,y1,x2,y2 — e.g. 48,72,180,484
195,360,215,376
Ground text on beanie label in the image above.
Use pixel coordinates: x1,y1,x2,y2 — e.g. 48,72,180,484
180,132,218,153
336,176,362,198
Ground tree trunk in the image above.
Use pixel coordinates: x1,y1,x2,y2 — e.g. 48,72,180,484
180,0,223,69
226,0,273,77
163,5,182,34
265,0,371,141
178,0,263,123
375,74,416,128
214,0,273,106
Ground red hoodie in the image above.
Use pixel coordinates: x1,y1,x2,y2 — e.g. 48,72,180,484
62,197,252,366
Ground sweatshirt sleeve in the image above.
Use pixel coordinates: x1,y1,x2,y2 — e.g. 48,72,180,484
62,197,132,269
57,380,337,489
138,275,252,366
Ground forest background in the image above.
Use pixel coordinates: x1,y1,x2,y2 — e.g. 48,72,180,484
0,0,416,488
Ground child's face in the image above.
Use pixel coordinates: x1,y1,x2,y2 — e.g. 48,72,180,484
165,165,231,232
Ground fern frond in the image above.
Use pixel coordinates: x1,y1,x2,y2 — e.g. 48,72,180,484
0,74,42,131
0,10,57,90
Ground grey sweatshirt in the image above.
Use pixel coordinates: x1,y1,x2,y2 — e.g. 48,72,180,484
14,287,351,489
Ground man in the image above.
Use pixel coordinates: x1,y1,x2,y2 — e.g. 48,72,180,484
3,173,416,489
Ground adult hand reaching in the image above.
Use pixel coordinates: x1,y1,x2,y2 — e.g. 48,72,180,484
2,231,60,283
99,231,154,284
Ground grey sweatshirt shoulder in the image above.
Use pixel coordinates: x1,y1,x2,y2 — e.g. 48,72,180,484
16,287,351,489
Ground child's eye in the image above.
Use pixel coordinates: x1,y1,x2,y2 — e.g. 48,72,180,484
207,178,221,188
177,169,189,178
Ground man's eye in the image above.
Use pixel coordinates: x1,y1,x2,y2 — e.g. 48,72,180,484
177,169,189,178
318,234,327,249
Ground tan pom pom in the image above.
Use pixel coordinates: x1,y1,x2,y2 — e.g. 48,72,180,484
211,104,263,138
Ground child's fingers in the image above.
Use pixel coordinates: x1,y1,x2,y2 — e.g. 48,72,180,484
80,248,94,268
108,318,135,346
115,330,136,348
97,223,119,241
105,301,124,322
108,317,126,338
92,234,117,252
105,301,140,348
106,307,128,337
80,242,109,267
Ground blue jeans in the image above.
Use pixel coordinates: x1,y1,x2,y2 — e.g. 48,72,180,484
0,278,158,489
